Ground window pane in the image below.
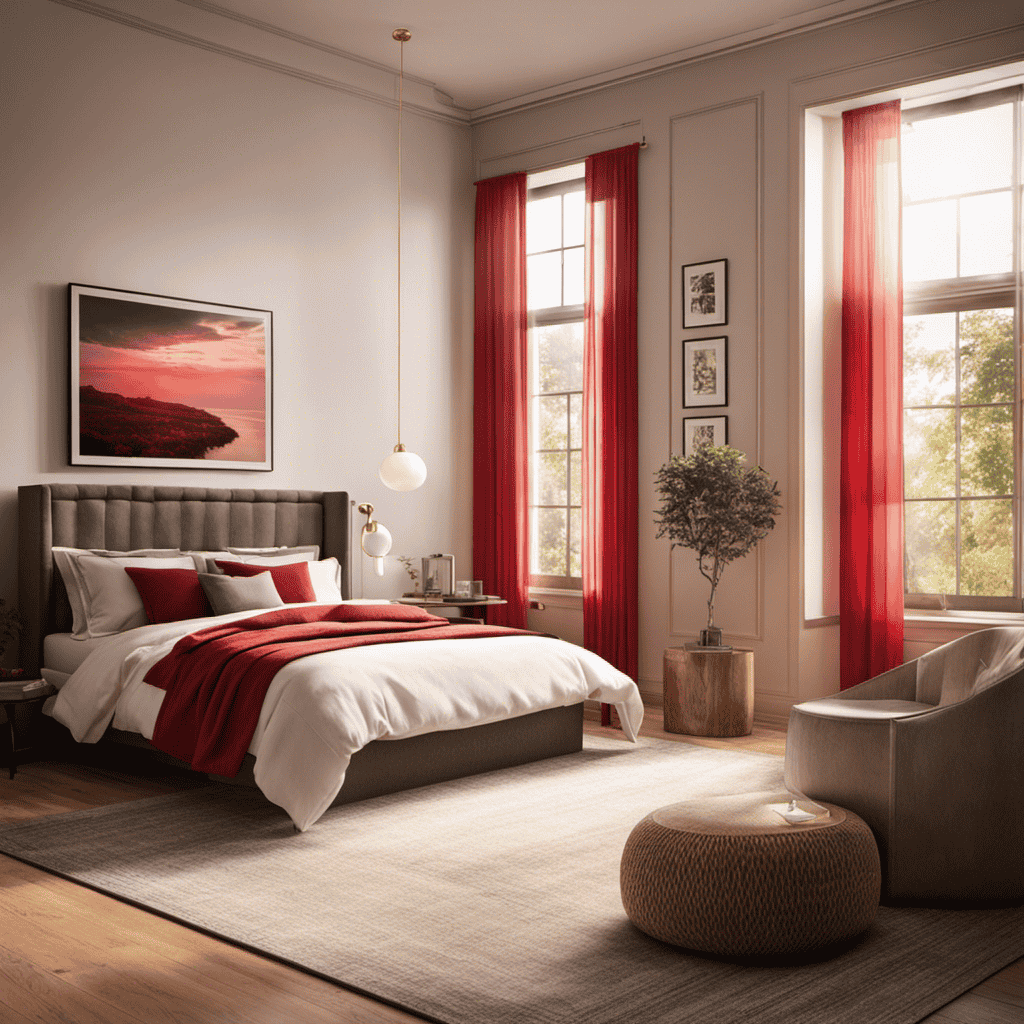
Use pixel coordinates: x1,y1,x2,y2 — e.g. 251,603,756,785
904,501,956,594
569,507,581,578
535,322,583,392
960,191,1013,277
960,308,1014,406
960,405,1013,497
563,246,584,305
536,451,567,506
536,394,568,450
904,313,955,406
903,200,956,281
570,450,581,506
532,507,566,576
563,190,584,247
961,499,1013,596
904,408,955,498
527,252,562,310
902,103,1013,202
526,195,561,255
569,392,582,448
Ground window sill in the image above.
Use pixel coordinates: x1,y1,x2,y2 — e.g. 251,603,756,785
905,609,1024,642
529,587,582,610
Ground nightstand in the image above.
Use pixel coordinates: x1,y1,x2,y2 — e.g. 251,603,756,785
1,682,55,779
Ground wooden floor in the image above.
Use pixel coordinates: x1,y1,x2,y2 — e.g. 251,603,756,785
0,711,1021,1024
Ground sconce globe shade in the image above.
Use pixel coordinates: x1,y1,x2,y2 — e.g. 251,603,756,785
361,522,393,559
379,449,427,491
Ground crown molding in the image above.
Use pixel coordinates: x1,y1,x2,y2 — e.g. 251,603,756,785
47,0,471,126
467,0,928,124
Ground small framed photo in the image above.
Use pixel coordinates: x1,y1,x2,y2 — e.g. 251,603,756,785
683,336,727,408
682,259,727,328
683,416,728,457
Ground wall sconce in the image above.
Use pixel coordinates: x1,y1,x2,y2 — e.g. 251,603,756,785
357,502,392,576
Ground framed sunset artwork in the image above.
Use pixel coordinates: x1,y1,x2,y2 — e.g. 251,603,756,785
68,284,272,470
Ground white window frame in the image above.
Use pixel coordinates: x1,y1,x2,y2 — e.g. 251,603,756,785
902,85,1024,613
527,173,585,591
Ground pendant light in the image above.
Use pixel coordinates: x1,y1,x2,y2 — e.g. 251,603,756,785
379,28,428,492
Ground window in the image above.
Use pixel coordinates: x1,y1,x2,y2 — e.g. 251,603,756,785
526,164,585,589
902,87,1023,611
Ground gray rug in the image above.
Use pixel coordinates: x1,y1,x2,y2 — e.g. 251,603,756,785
2,735,1023,1024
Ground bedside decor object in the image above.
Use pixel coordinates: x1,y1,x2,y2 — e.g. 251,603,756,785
682,336,727,407
422,554,455,597
397,556,420,593
378,28,427,492
68,283,272,470
357,502,393,576
682,258,727,328
682,415,727,457
655,444,780,647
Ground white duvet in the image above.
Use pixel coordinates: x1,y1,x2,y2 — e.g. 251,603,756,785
49,607,644,830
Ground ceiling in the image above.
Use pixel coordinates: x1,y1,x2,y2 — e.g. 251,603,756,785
180,0,916,113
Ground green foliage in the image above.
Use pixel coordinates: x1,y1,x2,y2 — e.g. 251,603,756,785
654,445,781,628
903,309,1015,597
0,599,22,661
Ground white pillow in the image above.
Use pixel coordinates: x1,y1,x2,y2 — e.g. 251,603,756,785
193,545,321,574
306,557,343,602
72,553,196,637
53,547,182,637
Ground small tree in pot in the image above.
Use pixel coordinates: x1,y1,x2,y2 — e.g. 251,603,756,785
655,444,781,648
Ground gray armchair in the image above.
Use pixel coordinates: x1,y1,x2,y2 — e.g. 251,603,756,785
784,627,1024,902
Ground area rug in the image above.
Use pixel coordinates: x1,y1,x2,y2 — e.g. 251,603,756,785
1,735,1022,1024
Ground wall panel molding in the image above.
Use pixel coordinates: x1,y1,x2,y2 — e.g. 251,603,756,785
667,94,765,644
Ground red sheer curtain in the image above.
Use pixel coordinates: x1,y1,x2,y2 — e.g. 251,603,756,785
840,100,904,689
472,172,529,628
583,144,640,700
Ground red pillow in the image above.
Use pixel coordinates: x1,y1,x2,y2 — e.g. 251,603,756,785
124,567,211,624
214,560,317,604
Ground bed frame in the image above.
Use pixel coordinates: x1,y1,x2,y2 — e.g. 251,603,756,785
17,484,583,807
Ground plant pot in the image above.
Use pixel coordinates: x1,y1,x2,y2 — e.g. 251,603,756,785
699,627,725,648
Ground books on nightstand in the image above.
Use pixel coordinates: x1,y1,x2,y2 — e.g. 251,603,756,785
0,678,53,701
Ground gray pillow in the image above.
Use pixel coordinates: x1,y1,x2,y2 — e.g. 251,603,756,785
199,571,284,615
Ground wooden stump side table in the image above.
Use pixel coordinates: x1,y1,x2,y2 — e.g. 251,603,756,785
663,646,754,737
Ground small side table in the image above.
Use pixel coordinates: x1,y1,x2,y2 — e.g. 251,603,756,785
663,646,753,737
1,682,55,779
395,596,508,624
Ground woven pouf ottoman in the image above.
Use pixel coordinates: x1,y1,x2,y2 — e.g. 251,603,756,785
620,793,881,957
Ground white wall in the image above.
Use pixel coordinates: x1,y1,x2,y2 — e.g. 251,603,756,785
472,0,1024,716
0,0,475,664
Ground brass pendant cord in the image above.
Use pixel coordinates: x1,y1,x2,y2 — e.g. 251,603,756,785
394,28,409,449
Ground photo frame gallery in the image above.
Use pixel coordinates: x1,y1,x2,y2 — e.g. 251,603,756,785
682,259,728,328
69,283,273,470
683,415,728,457
682,336,727,408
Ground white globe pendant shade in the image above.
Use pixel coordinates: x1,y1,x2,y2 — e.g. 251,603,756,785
360,521,392,559
379,444,427,491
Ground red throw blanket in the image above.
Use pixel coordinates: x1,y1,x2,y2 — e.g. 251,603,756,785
146,604,537,777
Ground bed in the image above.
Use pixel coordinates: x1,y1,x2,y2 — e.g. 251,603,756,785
18,484,642,829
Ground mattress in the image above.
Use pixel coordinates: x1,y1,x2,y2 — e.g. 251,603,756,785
43,632,114,680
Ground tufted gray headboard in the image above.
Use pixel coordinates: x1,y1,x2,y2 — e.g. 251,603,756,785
17,484,350,675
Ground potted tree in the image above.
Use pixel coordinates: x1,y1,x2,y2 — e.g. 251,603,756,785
655,443,781,648
0,598,23,680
